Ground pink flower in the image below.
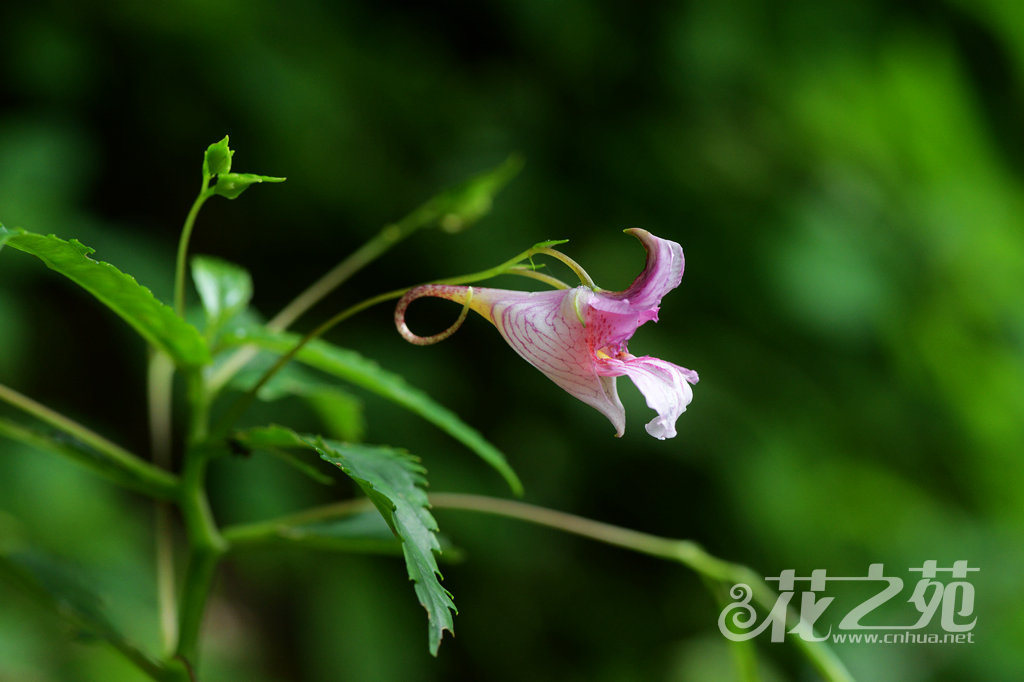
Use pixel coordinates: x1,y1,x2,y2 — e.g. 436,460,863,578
396,229,698,439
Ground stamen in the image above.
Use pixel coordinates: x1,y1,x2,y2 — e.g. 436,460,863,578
395,285,475,345
570,288,587,326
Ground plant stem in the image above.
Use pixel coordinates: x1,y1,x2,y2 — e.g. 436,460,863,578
164,164,219,659
219,492,854,682
0,382,179,499
173,183,213,317
208,216,440,396
174,447,226,666
169,171,231,663
154,505,178,656
147,352,179,654
206,155,523,398
222,498,372,547
164,168,216,658
208,244,575,434
427,494,852,682
172,362,226,667
702,575,761,682
268,224,407,333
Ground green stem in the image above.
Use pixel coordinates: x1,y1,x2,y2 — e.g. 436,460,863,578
205,157,524,398
207,244,574,434
0,382,179,499
702,575,761,682
173,363,224,666
223,498,371,547
147,352,179,653
267,223,410,334
208,206,454,398
162,173,218,669
185,370,210,445
427,494,852,682
147,353,175,471
173,448,226,666
154,504,178,656
173,182,213,317
174,545,221,666
220,493,854,682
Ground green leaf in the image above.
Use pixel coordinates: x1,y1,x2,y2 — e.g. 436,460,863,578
191,255,253,340
0,227,210,367
315,438,455,655
221,326,522,494
200,136,285,198
532,238,570,248
212,172,286,200
227,352,319,401
202,135,234,178
228,355,366,441
304,387,365,442
0,418,179,500
0,549,170,679
235,425,455,654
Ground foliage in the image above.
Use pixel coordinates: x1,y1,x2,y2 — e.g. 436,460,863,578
3,3,1023,680
0,137,852,681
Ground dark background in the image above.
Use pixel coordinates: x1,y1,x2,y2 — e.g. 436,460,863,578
1,1,1022,680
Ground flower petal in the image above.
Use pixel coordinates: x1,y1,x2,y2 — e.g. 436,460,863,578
601,228,684,317
597,355,698,440
479,286,628,436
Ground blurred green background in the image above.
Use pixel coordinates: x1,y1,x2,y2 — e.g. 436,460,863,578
2,1,1023,680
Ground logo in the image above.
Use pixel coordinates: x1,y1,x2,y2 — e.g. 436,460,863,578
718,561,978,644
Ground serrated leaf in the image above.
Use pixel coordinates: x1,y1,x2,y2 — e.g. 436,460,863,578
0,418,179,500
226,419,333,483
0,549,168,679
203,135,234,178
314,438,455,655
221,326,522,494
234,425,456,653
0,227,210,367
191,255,253,340
228,355,366,441
212,172,286,200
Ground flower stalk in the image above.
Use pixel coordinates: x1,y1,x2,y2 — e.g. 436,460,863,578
220,492,853,682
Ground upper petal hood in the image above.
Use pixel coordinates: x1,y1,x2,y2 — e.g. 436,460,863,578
599,228,684,319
